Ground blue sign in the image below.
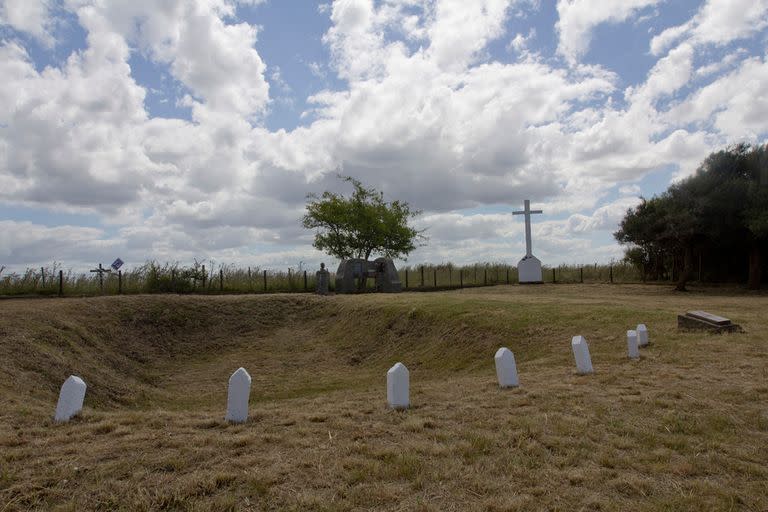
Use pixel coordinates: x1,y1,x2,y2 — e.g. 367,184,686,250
111,258,124,271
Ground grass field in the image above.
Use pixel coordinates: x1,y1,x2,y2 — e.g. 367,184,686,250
1,284,766,511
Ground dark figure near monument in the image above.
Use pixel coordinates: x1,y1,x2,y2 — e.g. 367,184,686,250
316,263,330,295
335,257,402,293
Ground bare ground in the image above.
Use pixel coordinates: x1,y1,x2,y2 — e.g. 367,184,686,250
0,284,767,511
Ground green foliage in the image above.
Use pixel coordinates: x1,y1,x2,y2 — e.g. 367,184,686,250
615,143,768,287
302,176,425,261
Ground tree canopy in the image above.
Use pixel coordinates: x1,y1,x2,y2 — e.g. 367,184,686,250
302,176,425,261
615,143,768,290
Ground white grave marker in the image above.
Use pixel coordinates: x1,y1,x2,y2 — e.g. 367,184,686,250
54,375,87,422
571,335,594,374
637,324,649,347
627,330,640,359
494,347,519,388
225,367,251,423
387,362,409,409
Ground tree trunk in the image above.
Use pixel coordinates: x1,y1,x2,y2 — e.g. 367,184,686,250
675,246,693,291
748,246,762,290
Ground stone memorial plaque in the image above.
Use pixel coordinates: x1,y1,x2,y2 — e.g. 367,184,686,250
627,330,639,359
571,335,594,375
637,324,649,347
225,367,252,423
494,347,519,388
687,311,730,326
54,375,87,422
387,362,409,409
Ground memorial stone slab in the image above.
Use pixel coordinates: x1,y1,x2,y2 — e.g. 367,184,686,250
637,324,649,347
677,311,742,333
571,335,594,374
627,330,640,359
494,347,519,388
387,362,409,409
54,375,87,422
225,367,252,423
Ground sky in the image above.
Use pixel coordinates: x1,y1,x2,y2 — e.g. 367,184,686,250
1,0,767,274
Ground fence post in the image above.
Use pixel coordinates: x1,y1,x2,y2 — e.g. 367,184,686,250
304,270,308,291
449,268,452,286
219,268,224,292
609,265,613,284
484,268,487,286
405,268,408,289
421,266,424,287
460,269,463,288
58,270,63,297
506,266,509,285
41,267,45,288
248,267,252,291
171,269,176,293
118,270,123,295
263,270,267,292
580,266,583,283
433,269,437,288
202,265,207,289
552,268,556,283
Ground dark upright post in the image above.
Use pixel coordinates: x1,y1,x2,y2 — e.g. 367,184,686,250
580,266,583,283
41,267,45,287
220,268,224,291
118,270,123,295
263,270,267,292
405,269,408,289
202,265,207,289
610,265,613,283
552,268,556,283
433,269,437,288
421,266,424,287
58,270,63,297
460,269,463,288
304,270,308,291
484,268,487,286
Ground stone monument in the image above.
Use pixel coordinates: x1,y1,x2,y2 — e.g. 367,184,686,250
387,362,409,409
512,199,543,284
637,323,649,346
335,257,402,293
54,375,87,422
571,335,594,374
626,330,639,359
494,347,519,388
677,311,742,333
225,367,251,423
316,263,330,295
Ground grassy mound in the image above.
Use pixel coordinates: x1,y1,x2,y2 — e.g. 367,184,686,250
1,285,767,511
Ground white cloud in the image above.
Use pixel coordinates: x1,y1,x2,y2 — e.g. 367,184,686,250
1,0,767,271
0,0,54,46
556,0,662,64
650,0,768,56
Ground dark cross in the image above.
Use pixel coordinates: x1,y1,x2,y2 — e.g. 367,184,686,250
90,263,112,294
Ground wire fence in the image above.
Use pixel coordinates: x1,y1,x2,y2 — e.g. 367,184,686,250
0,260,646,298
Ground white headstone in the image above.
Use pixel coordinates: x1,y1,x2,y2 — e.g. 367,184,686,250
494,347,519,388
225,367,251,423
627,330,640,359
54,375,87,422
637,323,649,347
387,362,409,409
571,335,594,374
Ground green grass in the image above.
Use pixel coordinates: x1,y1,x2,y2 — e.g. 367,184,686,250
1,284,766,510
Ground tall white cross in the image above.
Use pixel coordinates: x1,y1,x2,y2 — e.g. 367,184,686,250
512,200,543,257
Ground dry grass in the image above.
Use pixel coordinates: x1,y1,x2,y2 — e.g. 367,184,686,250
1,284,767,511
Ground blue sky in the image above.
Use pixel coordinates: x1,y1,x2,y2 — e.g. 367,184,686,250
1,0,767,273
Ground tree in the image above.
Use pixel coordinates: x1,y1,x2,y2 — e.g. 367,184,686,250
302,176,425,262
615,143,768,290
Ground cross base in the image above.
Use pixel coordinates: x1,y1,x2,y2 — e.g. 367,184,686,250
518,255,543,284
